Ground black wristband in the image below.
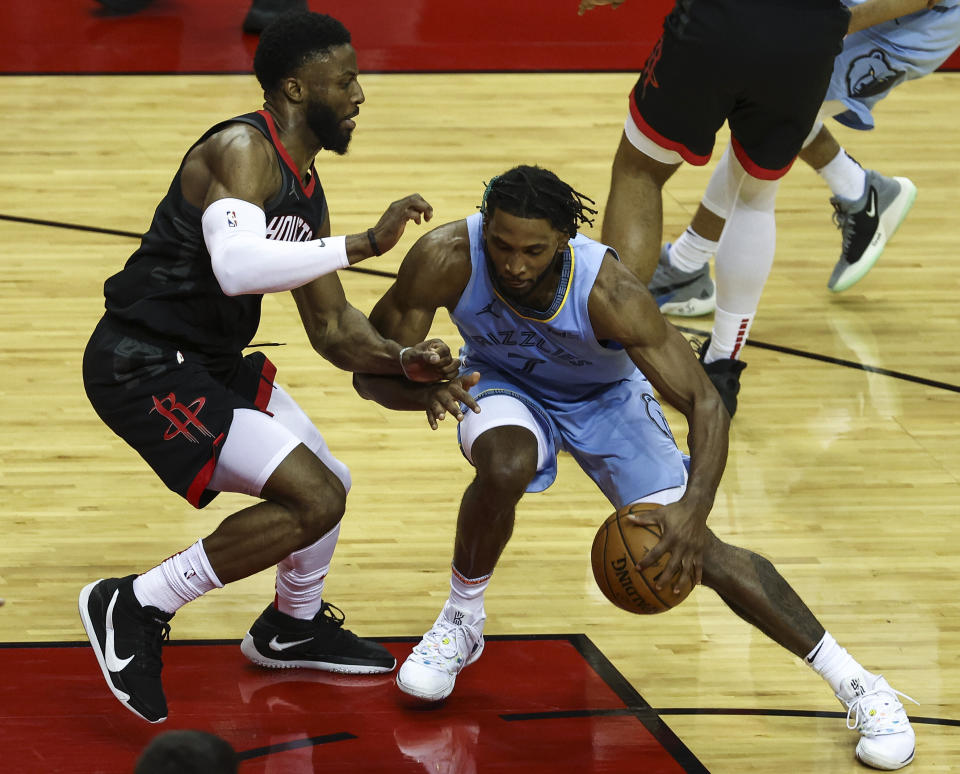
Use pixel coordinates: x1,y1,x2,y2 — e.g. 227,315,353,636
366,228,382,256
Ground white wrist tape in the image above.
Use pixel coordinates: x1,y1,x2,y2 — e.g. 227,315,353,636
399,346,414,378
202,198,349,296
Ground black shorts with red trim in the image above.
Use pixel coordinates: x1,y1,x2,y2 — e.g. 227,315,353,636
630,0,850,178
82,314,276,508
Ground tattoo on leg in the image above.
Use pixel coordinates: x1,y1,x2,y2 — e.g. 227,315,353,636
713,548,825,658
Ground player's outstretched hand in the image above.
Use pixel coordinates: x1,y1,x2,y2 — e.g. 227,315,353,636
400,338,461,382
369,194,434,256
422,372,481,430
627,500,708,594
577,0,626,16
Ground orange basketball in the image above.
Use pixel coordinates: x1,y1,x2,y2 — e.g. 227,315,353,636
591,502,694,614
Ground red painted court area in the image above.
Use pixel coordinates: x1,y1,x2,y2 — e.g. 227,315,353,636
0,636,704,773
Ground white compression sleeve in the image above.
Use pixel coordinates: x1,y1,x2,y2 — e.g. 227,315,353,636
202,197,349,296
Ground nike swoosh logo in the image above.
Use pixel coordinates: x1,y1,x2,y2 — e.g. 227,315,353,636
268,635,314,652
104,590,135,673
805,642,824,664
865,190,877,218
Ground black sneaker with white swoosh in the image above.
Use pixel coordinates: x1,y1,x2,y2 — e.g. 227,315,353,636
240,601,396,673
78,575,173,723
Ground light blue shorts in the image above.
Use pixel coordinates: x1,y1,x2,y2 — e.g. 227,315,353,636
456,367,687,509
825,3,960,129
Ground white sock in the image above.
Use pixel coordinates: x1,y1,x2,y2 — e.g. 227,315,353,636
706,308,754,362
133,539,223,615
816,150,866,202
449,565,490,624
275,522,340,620
670,228,718,273
806,631,875,697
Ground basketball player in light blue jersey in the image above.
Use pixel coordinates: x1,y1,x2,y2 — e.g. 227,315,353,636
355,166,917,770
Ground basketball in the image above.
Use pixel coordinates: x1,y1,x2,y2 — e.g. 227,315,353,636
591,502,694,614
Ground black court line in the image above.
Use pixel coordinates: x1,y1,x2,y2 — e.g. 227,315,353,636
4,637,958,732
235,732,357,761
567,632,709,773
504,707,960,728
0,212,397,279
5,211,960,392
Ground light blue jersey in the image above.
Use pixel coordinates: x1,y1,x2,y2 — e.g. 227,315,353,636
827,0,960,129
452,213,687,507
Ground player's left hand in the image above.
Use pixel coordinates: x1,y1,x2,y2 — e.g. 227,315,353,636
421,371,481,430
400,338,461,382
628,500,708,594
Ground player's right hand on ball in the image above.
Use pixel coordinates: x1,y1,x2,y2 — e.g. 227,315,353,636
369,194,434,256
422,371,480,430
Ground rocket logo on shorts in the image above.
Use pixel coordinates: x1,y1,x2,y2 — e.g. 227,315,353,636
226,210,238,228
150,393,215,443
640,37,663,98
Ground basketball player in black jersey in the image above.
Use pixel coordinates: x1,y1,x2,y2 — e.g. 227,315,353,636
78,12,459,724
580,0,850,417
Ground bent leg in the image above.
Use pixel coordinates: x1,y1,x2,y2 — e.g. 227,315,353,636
397,405,543,701
454,425,539,578
203,442,347,584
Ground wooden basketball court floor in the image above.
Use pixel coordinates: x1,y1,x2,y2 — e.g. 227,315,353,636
1,6,959,773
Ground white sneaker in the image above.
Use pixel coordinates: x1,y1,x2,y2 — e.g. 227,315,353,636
838,674,918,770
396,603,484,702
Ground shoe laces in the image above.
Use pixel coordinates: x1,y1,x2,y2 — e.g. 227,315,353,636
831,200,855,258
139,613,171,676
845,680,918,737
413,618,477,665
318,601,346,629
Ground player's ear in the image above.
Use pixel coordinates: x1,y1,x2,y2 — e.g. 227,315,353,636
282,76,304,104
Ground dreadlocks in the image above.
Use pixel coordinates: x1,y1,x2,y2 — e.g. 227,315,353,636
479,165,598,239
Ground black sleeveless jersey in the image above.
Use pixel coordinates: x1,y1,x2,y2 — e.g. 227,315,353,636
103,110,329,369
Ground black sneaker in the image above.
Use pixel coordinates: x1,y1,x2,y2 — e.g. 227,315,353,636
241,602,396,674
697,336,746,417
827,170,917,293
78,575,173,723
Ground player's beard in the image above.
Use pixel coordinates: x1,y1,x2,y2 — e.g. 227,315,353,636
305,99,352,155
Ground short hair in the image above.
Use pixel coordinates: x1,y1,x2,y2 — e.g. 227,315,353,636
479,165,597,239
254,12,352,94
134,730,238,774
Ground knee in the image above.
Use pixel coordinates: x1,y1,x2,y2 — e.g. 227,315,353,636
282,470,348,547
475,453,536,504
737,175,779,211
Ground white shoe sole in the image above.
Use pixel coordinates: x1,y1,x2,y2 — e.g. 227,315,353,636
856,744,915,771
829,177,917,293
395,637,485,702
659,294,716,317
